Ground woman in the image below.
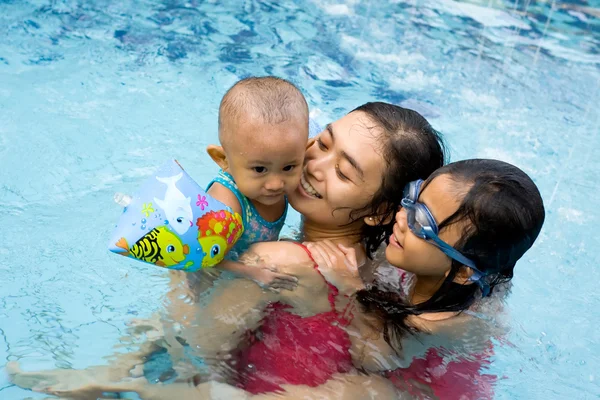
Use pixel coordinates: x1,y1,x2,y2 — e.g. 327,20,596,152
8,102,446,398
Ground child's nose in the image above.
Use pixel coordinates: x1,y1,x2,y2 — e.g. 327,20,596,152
395,207,408,231
265,177,284,191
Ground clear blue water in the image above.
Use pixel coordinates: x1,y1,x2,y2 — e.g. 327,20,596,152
1,0,599,398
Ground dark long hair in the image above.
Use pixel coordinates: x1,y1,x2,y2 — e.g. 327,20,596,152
356,159,546,352
349,102,446,257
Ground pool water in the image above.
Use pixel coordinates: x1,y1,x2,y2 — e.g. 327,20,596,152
1,0,599,398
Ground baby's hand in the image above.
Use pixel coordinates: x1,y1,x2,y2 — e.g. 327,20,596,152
247,265,298,293
304,240,363,294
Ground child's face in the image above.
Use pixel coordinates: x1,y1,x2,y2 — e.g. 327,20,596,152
385,174,467,278
225,117,307,206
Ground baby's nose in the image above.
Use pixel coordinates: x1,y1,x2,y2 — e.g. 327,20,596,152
265,178,284,191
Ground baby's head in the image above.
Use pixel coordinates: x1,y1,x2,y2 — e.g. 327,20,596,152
208,76,309,206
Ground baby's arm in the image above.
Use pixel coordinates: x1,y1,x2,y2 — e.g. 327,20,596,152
206,183,297,291
219,259,298,291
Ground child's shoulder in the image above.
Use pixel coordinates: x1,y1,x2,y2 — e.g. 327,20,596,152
206,181,243,216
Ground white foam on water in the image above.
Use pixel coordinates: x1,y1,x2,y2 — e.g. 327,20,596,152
389,70,441,91
430,0,531,30
479,147,536,171
558,207,586,225
305,55,347,81
461,88,501,108
322,4,353,16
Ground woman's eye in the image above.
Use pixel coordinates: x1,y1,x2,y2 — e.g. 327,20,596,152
316,138,327,150
336,165,350,181
253,166,267,173
283,165,295,172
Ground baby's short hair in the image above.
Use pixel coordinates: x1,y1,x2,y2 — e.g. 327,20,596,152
218,76,308,145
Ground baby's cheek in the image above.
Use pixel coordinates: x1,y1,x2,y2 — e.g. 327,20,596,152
289,174,302,186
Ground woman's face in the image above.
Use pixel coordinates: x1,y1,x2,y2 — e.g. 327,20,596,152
386,174,468,277
288,111,386,229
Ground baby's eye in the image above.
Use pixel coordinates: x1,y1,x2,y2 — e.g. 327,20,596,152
283,165,295,172
253,166,267,174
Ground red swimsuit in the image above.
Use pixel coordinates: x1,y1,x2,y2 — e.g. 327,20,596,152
386,269,497,400
236,243,354,394
235,244,496,399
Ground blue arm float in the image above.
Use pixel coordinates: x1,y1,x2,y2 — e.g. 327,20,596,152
108,160,243,272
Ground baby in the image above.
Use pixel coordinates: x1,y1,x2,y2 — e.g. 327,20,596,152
205,76,309,289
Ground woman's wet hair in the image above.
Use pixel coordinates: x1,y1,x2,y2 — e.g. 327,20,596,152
356,159,546,352
349,102,446,257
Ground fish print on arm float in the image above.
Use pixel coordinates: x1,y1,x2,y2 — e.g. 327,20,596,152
108,160,243,272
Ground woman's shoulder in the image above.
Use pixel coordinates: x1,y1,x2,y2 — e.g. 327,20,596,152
244,240,314,266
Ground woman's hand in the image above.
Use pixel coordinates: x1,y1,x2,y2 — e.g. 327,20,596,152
304,240,365,295
6,361,144,400
7,361,249,400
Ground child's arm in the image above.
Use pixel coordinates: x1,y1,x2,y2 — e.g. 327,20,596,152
206,183,298,291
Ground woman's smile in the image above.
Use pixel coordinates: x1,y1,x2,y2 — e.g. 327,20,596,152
299,171,322,199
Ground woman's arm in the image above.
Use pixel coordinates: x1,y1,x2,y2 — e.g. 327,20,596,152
174,241,333,358
9,372,399,400
140,373,402,400
7,241,334,398
252,373,400,400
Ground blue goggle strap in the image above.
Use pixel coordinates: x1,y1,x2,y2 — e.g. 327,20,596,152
419,216,491,297
404,179,424,202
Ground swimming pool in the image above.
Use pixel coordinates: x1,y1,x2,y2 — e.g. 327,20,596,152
0,0,598,398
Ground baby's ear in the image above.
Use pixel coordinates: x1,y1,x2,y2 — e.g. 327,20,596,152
206,145,228,170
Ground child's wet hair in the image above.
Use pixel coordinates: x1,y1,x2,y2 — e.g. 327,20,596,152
218,76,308,146
348,102,446,257
356,159,546,352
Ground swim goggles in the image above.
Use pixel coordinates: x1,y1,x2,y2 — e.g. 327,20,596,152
401,179,490,297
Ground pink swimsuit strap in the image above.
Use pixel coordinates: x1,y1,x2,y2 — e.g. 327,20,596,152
291,242,354,325
292,242,340,310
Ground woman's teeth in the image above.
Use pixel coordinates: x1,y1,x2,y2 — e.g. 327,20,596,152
301,173,322,199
